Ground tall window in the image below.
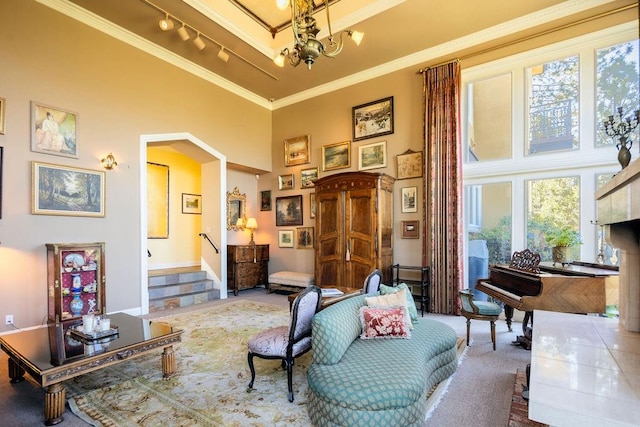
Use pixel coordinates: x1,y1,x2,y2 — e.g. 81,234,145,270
463,24,638,276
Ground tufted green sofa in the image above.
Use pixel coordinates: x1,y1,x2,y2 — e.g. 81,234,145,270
307,294,458,427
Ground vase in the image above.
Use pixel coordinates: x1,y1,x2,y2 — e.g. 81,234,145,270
69,293,84,316
71,273,82,291
617,137,632,169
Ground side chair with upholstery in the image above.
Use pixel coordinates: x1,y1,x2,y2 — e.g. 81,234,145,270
363,269,383,294
247,285,322,402
459,289,503,351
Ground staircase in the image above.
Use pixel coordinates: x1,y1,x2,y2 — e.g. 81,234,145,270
148,266,219,312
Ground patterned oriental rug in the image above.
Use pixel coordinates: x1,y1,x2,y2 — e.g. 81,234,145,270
65,300,466,426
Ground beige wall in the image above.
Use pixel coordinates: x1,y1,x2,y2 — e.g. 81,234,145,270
0,0,271,330
269,70,426,274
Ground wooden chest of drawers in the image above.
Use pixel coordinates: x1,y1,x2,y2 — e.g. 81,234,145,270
227,244,269,295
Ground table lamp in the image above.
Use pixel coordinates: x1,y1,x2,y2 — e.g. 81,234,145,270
246,217,258,245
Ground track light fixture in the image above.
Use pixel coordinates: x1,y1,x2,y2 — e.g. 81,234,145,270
158,13,174,31
274,0,364,70
142,0,278,81
217,47,230,63
193,32,206,50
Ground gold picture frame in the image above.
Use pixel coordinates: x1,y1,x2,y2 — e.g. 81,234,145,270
278,174,295,190
300,167,319,188
0,97,6,135
226,186,246,230
284,135,311,167
31,101,78,158
322,141,351,171
396,149,423,180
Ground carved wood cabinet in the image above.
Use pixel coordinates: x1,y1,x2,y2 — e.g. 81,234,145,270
314,172,395,288
227,244,269,295
46,242,106,325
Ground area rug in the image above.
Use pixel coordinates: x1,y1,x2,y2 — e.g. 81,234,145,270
65,300,466,426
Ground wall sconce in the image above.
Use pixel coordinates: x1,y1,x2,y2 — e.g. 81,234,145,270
101,153,118,170
245,217,258,245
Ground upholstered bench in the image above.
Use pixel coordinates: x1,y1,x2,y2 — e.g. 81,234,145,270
267,271,314,293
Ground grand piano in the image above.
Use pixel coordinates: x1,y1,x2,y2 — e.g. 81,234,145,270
475,249,619,335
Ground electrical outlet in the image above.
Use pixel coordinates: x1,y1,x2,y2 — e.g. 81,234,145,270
5,315,14,325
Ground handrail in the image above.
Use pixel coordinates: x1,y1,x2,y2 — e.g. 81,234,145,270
198,233,220,253
147,249,151,257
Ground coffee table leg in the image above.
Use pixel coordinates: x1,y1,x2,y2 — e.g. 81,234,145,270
7,357,25,384
44,382,65,426
161,345,175,378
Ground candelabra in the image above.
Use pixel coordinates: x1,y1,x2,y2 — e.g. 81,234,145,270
602,106,640,169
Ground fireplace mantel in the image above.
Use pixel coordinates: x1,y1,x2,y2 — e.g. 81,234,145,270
596,157,640,332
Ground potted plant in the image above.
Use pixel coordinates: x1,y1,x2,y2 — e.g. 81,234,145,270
546,227,582,266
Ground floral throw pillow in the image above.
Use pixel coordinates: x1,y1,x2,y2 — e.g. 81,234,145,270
365,288,413,329
358,306,411,339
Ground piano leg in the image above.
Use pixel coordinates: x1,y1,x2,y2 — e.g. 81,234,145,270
504,305,514,332
522,311,533,335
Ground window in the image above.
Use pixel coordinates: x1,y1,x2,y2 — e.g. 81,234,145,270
463,23,638,280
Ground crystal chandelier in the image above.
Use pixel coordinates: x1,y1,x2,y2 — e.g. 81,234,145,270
274,0,364,70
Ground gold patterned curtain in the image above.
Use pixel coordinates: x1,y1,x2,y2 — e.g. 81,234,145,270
422,61,463,315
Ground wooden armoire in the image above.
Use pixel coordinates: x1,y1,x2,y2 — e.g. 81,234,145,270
314,172,395,288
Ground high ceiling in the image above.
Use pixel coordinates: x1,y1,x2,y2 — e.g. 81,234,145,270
60,0,635,105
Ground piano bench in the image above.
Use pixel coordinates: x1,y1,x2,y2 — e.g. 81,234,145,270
459,289,502,350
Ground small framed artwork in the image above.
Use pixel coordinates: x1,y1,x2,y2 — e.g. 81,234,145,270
352,96,394,142
0,97,6,135
310,192,317,219
31,101,78,158
32,161,105,217
358,140,387,171
276,195,303,226
181,193,202,214
397,149,423,180
296,227,314,249
401,220,419,239
322,140,351,171
278,174,295,190
284,135,311,167
260,190,272,211
300,167,319,188
401,186,418,213
278,230,294,248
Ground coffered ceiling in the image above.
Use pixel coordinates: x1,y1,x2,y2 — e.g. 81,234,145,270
53,0,635,106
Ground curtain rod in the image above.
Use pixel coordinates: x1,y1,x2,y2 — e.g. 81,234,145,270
417,3,637,74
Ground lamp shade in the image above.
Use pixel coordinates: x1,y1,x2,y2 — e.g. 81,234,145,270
245,218,258,230
235,218,244,228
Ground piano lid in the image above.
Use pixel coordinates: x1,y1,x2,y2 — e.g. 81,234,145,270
539,261,619,277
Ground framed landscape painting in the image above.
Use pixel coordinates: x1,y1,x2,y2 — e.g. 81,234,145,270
32,162,105,217
358,140,387,171
278,230,294,248
300,167,319,188
260,190,272,211
296,227,314,249
31,101,78,158
352,96,394,142
181,193,201,214
284,135,311,167
276,195,303,226
322,141,351,171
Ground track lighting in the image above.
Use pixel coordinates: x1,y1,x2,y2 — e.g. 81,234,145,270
177,24,190,41
158,13,174,31
193,33,206,50
217,47,230,63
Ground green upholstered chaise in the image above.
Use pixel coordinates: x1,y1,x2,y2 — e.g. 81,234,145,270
306,294,458,427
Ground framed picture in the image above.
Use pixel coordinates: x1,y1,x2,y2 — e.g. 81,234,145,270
278,174,295,190
358,140,387,171
278,230,294,248
310,192,316,219
0,97,6,135
32,161,105,217
276,195,303,226
397,149,423,180
352,96,394,142
31,101,78,158
148,162,169,238
284,135,311,167
296,227,314,249
401,220,419,239
322,140,351,171
181,193,202,214
260,190,272,211
401,186,418,213
301,167,319,188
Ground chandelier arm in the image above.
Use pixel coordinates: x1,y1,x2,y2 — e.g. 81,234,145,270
324,0,334,39
322,31,348,58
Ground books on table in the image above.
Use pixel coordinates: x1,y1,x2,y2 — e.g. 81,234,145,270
321,288,345,297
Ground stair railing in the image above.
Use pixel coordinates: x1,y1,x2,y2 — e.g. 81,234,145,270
198,233,220,253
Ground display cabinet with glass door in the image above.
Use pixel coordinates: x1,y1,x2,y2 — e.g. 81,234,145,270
46,242,106,324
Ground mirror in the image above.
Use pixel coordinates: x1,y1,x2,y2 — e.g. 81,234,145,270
227,187,246,231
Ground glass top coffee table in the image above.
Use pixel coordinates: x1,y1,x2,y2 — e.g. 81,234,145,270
0,312,182,426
